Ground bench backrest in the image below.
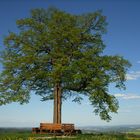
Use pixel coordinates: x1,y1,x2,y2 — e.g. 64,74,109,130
40,123,75,131
62,124,75,131
40,123,62,130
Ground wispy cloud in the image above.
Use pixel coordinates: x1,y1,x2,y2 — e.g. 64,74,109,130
126,71,140,80
114,93,140,100
137,61,140,64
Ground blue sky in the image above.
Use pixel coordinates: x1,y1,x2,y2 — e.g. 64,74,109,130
0,0,140,127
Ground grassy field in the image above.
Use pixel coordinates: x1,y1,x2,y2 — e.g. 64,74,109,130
127,130,140,135
0,132,140,140
125,129,140,140
0,128,140,140
0,133,125,140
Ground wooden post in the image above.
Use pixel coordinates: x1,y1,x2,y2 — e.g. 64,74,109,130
53,83,62,124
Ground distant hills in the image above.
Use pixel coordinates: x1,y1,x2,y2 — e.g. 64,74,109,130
78,125,140,133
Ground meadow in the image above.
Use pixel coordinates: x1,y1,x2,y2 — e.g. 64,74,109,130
0,131,140,140
0,129,140,140
0,133,125,140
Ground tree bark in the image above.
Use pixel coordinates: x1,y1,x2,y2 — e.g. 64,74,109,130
53,83,62,124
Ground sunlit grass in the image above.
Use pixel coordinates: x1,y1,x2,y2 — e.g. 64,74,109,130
0,132,127,140
0,131,140,140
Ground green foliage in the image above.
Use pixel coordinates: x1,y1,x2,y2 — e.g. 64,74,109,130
0,8,131,121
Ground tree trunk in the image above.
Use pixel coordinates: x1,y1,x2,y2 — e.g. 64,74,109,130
53,83,62,124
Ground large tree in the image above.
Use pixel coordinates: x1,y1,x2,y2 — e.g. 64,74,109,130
0,8,131,123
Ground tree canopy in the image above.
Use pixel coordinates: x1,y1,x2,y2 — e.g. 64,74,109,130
0,8,131,121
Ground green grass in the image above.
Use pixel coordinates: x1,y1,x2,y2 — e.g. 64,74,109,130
125,130,140,140
0,132,140,140
127,131,140,135
127,132,140,135
125,129,140,138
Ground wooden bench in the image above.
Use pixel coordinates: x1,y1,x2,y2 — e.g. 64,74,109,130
32,123,81,135
40,123,62,134
32,127,40,134
62,123,75,136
